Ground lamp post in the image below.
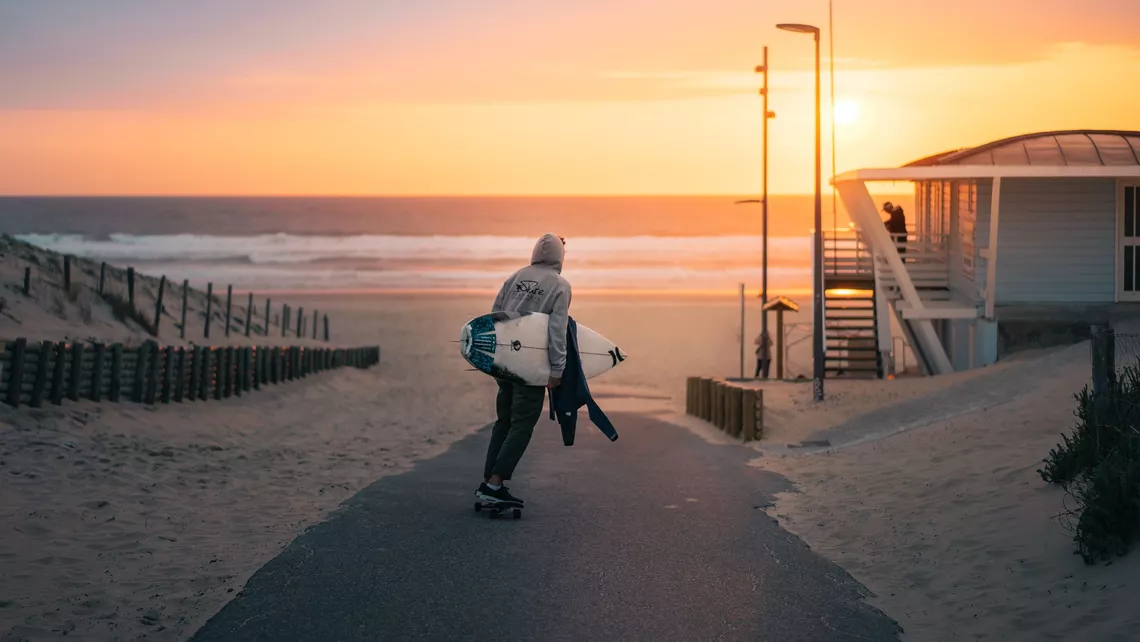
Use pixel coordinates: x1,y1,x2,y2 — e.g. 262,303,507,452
735,46,777,379
776,21,823,401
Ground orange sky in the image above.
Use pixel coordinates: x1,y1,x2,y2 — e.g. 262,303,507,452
2,0,1139,196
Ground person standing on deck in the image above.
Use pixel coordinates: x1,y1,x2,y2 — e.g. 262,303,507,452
882,202,908,260
476,233,570,506
754,330,773,379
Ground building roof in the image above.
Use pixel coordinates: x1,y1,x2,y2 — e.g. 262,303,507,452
904,130,1140,167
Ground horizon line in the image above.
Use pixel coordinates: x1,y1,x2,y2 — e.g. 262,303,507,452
0,191,911,199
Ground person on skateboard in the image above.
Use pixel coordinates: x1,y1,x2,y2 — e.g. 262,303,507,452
475,233,571,506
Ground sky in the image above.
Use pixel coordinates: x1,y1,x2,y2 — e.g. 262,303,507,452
2,0,1139,196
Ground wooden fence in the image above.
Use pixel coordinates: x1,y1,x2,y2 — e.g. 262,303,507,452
685,377,764,442
0,339,380,409
11,250,333,342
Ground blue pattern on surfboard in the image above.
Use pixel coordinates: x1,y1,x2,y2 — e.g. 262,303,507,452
466,314,498,374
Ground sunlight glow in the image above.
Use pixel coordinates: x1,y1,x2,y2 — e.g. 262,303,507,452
833,99,859,126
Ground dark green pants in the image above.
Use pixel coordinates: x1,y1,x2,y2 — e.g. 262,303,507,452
484,379,546,481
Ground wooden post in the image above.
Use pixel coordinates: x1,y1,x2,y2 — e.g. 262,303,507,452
323,315,329,342
50,342,67,405
188,347,201,402
234,348,243,398
174,347,186,403
200,348,212,401
297,307,304,337
161,345,175,403
30,341,52,408
283,305,290,338
132,345,147,402
99,262,107,294
225,347,235,397
180,279,189,339
756,388,765,438
217,348,230,399
245,292,254,337
776,309,786,380
205,283,213,338
1091,324,1115,392
1091,324,1116,410
712,382,723,429
63,255,72,291
23,267,30,296
264,298,271,336
68,342,83,401
240,347,249,393
253,347,262,390
699,378,713,421
742,388,758,441
145,342,159,404
6,339,26,407
110,344,126,402
153,276,166,335
91,343,106,402
127,267,135,306
727,386,743,437
224,285,233,337
312,309,319,339
245,347,254,391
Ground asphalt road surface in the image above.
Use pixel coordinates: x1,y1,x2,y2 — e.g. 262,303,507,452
191,411,901,641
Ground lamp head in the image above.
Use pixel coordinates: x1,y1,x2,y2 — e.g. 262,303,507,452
776,23,820,37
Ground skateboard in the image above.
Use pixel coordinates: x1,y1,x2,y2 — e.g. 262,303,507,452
474,500,523,519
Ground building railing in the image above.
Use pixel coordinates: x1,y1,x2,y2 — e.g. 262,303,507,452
824,230,950,293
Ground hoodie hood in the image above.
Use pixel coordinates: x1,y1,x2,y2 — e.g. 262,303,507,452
530,233,564,273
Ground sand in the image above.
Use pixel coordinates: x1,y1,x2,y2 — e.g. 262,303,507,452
756,341,1140,641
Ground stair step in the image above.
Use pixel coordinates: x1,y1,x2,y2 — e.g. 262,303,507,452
825,356,879,362
826,325,878,332
825,314,876,320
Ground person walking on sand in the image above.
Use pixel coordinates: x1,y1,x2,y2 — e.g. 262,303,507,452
754,330,773,379
475,233,571,506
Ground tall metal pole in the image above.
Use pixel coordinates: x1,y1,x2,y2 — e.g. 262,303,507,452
739,283,745,379
761,46,772,368
829,0,837,239
812,30,825,401
776,22,823,399
754,46,776,378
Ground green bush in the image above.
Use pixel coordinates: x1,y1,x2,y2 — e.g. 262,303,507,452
1039,363,1140,563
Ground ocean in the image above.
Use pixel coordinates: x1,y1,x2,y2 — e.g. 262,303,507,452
0,195,893,295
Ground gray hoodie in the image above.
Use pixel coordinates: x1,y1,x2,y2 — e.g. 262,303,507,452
492,233,572,378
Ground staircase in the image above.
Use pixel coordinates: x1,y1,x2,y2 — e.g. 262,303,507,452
824,290,881,377
821,232,883,379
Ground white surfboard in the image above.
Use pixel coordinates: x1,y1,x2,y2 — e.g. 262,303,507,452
459,311,627,385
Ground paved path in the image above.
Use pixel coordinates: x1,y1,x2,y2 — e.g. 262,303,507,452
191,411,900,642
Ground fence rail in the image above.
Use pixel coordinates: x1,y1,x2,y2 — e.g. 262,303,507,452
0,338,380,409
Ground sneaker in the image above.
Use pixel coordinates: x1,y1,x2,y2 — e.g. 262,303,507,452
476,483,524,505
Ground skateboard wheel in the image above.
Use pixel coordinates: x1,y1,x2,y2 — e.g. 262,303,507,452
512,509,522,519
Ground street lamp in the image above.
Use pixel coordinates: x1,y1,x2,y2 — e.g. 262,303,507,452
776,22,824,401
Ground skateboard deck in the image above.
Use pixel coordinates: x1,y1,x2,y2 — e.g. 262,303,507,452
474,500,523,519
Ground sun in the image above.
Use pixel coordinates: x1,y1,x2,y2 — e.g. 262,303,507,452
833,98,860,126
